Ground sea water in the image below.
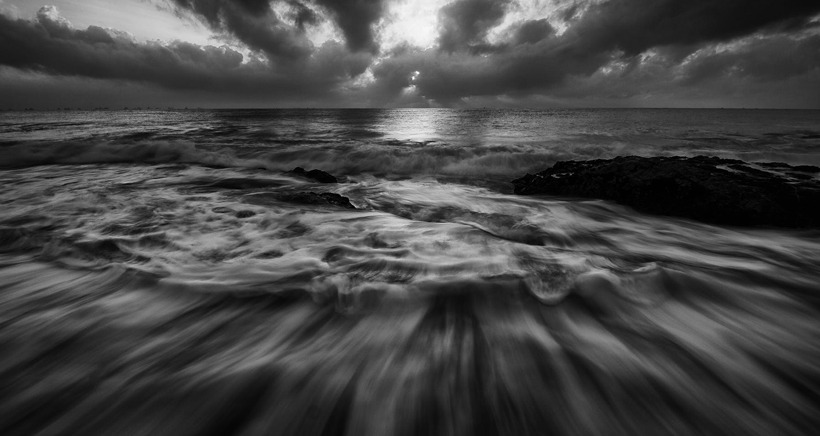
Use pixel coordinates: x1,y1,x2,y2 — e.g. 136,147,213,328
1,109,819,435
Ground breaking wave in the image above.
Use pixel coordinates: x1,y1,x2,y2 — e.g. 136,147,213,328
4,136,820,185
2,109,820,435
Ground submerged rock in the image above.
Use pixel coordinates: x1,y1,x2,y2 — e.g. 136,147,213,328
236,210,257,218
278,192,355,209
246,191,356,209
512,155,820,227
207,178,285,190
288,167,338,183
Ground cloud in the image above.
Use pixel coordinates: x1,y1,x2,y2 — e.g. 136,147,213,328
0,6,371,103
314,0,386,53
169,0,313,59
0,8,243,87
437,0,512,53
366,0,820,105
565,0,820,56
169,0,388,55
546,39,820,109
681,35,820,84
287,1,320,30
512,19,554,46
0,0,19,19
1,0,819,108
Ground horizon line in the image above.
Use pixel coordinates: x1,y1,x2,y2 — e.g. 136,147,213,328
4,106,820,111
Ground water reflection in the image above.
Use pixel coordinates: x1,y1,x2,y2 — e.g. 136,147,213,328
380,108,454,144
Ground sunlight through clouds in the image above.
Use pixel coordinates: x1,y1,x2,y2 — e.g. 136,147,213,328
381,0,440,49
0,0,818,108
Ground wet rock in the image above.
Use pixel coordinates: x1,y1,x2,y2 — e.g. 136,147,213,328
256,249,284,259
236,210,257,218
512,155,820,228
288,167,338,183
278,192,355,209
794,165,820,173
208,178,286,190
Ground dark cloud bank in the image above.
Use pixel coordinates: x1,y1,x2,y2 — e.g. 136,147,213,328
1,0,819,108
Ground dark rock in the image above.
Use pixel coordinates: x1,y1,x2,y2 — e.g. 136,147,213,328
236,210,257,218
512,155,820,228
208,178,286,190
789,172,815,180
245,192,356,209
279,192,355,209
793,165,820,173
288,167,338,183
256,250,284,259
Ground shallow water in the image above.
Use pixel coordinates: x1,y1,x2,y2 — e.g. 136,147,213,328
1,109,819,435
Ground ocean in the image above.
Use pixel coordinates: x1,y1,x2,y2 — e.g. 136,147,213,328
1,108,819,435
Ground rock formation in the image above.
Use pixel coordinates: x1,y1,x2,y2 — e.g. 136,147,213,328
512,156,820,227
288,167,338,183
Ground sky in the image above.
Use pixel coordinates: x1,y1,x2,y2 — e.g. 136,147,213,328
1,0,819,109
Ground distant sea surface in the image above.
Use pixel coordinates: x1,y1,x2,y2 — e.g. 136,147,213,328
1,109,819,435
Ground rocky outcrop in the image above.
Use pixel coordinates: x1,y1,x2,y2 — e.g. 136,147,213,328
288,167,338,183
512,156,820,227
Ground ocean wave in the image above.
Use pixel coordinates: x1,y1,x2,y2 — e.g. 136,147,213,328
5,136,820,183
0,140,275,171
3,110,820,433
0,137,583,180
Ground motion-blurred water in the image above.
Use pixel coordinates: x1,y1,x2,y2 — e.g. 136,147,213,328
1,109,819,435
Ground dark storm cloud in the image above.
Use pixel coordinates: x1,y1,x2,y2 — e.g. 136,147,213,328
170,0,312,59
314,0,386,53
172,0,275,22
537,34,820,109
1,0,819,107
369,0,820,104
0,6,371,101
682,35,820,84
0,8,239,88
512,19,554,46
437,0,511,53
566,0,820,56
287,1,320,30
171,0,387,55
